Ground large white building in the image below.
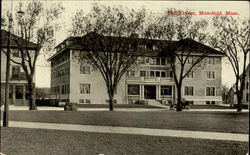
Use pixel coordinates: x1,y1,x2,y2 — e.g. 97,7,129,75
48,32,224,106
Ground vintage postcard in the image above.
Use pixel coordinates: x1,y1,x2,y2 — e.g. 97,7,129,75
1,1,249,154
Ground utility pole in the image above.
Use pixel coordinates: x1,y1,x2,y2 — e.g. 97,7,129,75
3,12,13,127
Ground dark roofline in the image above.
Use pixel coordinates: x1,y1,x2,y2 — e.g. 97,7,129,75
49,32,224,61
176,38,225,56
1,29,37,50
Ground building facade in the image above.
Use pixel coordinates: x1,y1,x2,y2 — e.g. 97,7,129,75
1,30,36,106
48,33,224,105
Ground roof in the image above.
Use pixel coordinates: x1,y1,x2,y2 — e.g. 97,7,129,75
174,38,225,56
1,29,37,50
48,32,224,61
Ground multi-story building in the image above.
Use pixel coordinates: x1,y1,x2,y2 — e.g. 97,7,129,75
48,32,224,105
1,29,37,105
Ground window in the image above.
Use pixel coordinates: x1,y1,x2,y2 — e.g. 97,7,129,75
25,86,29,99
80,84,90,94
246,82,249,90
206,71,215,79
66,84,69,94
139,57,145,64
61,69,65,76
246,93,249,102
145,57,150,63
206,87,215,96
86,99,91,104
161,71,166,77
128,85,139,95
208,58,215,65
140,71,146,77
156,58,161,65
161,58,166,65
188,57,193,64
9,85,13,99
150,71,155,77
79,99,84,103
129,71,136,77
161,86,172,96
166,57,171,64
187,71,194,78
61,84,69,94
156,71,160,77
15,85,23,99
66,67,69,75
149,58,155,65
12,66,20,79
80,66,90,74
169,71,173,78
185,86,194,96
62,85,65,94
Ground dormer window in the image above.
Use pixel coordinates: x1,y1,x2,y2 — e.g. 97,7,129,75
66,40,73,45
61,43,65,49
138,44,146,49
153,45,159,51
146,44,153,49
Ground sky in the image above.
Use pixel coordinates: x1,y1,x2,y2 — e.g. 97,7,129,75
2,0,249,88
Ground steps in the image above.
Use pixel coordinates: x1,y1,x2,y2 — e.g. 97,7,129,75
147,100,169,109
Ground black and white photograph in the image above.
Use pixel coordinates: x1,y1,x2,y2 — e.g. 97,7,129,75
0,0,249,154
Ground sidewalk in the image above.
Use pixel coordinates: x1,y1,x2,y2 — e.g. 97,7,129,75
1,121,248,142
1,105,249,112
0,105,166,112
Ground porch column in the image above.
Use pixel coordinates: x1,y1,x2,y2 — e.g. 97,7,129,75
22,85,26,105
140,85,144,99
12,85,16,105
156,85,161,100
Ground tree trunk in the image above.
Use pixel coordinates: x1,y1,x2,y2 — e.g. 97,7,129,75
176,84,182,111
28,81,37,110
236,91,242,112
109,93,114,111
235,79,242,112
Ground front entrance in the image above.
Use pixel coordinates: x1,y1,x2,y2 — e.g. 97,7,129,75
144,85,156,99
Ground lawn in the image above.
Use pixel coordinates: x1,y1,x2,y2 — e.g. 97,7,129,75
2,110,248,133
1,127,248,155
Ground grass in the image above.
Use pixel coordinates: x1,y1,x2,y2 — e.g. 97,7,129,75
2,110,248,134
1,127,248,155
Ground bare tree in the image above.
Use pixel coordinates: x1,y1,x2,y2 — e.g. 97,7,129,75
69,3,147,111
5,1,64,110
144,9,215,111
209,16,249,112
